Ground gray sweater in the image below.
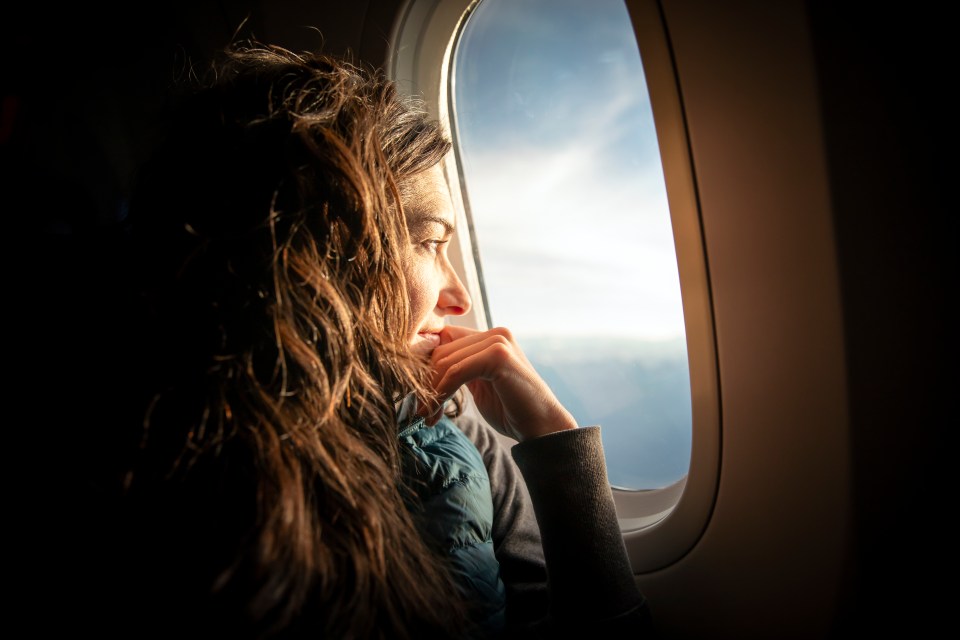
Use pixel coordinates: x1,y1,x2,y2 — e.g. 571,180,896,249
452,392,652,637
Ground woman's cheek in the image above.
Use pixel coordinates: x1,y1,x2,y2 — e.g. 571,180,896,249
405,259,435,335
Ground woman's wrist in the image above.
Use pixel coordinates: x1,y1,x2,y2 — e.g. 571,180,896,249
517,407,578,441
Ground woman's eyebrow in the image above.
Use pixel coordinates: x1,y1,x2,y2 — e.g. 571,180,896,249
408,215,455,235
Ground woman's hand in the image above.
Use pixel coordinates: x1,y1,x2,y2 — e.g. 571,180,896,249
418,325,578,441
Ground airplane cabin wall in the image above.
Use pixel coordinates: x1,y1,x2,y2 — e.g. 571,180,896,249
638,2,950,637
633,2,851,637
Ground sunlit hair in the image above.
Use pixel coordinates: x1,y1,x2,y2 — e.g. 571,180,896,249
124,42,464,638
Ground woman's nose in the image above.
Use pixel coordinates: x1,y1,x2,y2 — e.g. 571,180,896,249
438,266,471,316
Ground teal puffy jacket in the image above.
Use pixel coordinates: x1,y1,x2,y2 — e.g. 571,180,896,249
398,399,507,638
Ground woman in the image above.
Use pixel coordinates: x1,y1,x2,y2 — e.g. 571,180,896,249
108,42,650,639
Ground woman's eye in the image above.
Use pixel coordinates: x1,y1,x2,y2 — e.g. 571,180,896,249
421,239,447,254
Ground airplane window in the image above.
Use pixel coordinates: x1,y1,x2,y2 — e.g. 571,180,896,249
451,0,690,490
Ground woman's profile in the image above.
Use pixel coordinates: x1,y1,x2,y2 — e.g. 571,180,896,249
98,42,650,639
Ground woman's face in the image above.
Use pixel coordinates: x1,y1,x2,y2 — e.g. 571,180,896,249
401,164,472,356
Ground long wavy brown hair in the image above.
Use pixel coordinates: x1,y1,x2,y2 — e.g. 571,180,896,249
119,42,466,638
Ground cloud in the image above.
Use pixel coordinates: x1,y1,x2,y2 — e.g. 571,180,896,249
461,141,684,339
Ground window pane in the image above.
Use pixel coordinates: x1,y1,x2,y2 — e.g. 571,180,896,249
452,0,690,489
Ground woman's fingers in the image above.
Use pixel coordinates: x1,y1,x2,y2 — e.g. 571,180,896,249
433,337,515,399
432,325,494,358
418,325,577,438
437,325,534,368
433,334,512,386
417,335,512,424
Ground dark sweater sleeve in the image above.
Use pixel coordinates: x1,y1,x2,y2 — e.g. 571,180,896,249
511,426,653,637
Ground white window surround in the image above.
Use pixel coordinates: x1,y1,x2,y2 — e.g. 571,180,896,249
387,0,720,573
